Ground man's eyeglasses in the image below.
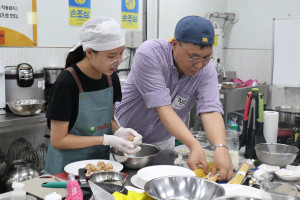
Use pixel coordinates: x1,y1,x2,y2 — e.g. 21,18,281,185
178,41,213,65
110,50,129,68
188,56,213,65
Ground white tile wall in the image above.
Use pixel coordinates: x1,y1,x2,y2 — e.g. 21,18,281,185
0,47,69,68
224,48,300,109
224,48,272,83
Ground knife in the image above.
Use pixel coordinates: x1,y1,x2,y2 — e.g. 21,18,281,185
41,181,67,188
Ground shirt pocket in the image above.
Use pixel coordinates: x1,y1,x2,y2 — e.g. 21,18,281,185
172,93,195,110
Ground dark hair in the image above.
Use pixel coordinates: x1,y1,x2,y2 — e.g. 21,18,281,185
178,40,212,50
65,45,86,68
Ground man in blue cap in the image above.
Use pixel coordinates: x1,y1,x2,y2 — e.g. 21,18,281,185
116,15,233,180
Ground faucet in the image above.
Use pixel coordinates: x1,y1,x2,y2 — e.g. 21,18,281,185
216,58,227,80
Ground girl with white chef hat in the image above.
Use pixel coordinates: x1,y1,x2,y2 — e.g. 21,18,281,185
44,16,142,175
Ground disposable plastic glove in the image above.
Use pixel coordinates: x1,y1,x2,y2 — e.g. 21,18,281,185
114,127,143,146
103,134,141,154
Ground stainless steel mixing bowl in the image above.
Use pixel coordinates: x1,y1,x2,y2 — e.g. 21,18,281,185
255,143,299,167
7,99,46,116
89,171,126,186
144,176,225,200
214,196,264,200
110,143,160,169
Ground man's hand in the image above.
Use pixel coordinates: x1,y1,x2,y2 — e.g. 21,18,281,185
211,147,233,181
187,143,209,173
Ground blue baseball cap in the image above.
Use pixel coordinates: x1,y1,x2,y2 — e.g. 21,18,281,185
174,15,215,45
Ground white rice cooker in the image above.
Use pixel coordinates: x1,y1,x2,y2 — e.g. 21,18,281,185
5,63,45,103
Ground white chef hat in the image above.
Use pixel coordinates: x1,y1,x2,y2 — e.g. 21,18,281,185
69,16,125,52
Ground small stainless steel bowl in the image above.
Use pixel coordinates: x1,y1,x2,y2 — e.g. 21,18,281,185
144,176,225,200
255,143,299,167
7,99,46,116
110,143,160,169
89,171,126,186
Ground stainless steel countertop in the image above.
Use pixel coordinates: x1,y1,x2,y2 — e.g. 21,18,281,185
0,112,47,134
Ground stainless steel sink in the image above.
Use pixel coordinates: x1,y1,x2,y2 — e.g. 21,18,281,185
219,84,270,122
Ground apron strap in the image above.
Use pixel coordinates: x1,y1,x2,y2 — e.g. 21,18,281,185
65,67,84,93
107,75,113,87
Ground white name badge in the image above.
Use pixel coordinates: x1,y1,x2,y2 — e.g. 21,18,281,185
172,95,188,110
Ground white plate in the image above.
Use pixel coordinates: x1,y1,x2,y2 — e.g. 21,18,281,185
258,164,280,173
275,168,300,182
286,165,300,172
137,165,196,183
221,184,263,198
130,174,146,189
64,159,123,176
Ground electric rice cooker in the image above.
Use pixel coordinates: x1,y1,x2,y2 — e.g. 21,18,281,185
5,63,45,102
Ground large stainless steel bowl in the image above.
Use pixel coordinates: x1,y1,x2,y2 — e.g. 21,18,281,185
144,176,225,200
89,171,126,186
7,99,46,116
110,143,160,169
214,196,264,200
255,143,299,167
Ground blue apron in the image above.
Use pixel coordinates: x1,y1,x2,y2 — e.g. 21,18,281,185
44,67,113,175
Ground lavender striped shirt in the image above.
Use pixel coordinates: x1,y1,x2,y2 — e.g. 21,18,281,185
115,39,223,143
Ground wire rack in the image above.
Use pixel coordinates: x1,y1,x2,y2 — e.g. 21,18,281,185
16,146,38,171
7,137,34,163
35,143,48,173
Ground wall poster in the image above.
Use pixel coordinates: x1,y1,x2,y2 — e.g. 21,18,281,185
121,0,139,29
0,0,37,47
69,0,91,26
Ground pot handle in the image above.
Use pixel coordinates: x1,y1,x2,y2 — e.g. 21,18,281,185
78,168,87,185
17,63,34,87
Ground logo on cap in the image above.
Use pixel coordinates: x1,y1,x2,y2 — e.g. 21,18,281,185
202,37,208,43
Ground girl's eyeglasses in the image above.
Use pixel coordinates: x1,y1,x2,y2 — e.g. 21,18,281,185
110,50,129,68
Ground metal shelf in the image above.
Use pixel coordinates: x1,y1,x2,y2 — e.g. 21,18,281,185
0,112,47,134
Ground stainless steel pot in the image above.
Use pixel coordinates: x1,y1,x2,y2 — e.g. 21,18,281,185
3,159,39,191
275,105,300,124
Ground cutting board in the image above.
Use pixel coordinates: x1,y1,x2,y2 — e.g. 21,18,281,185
23,175,67,199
